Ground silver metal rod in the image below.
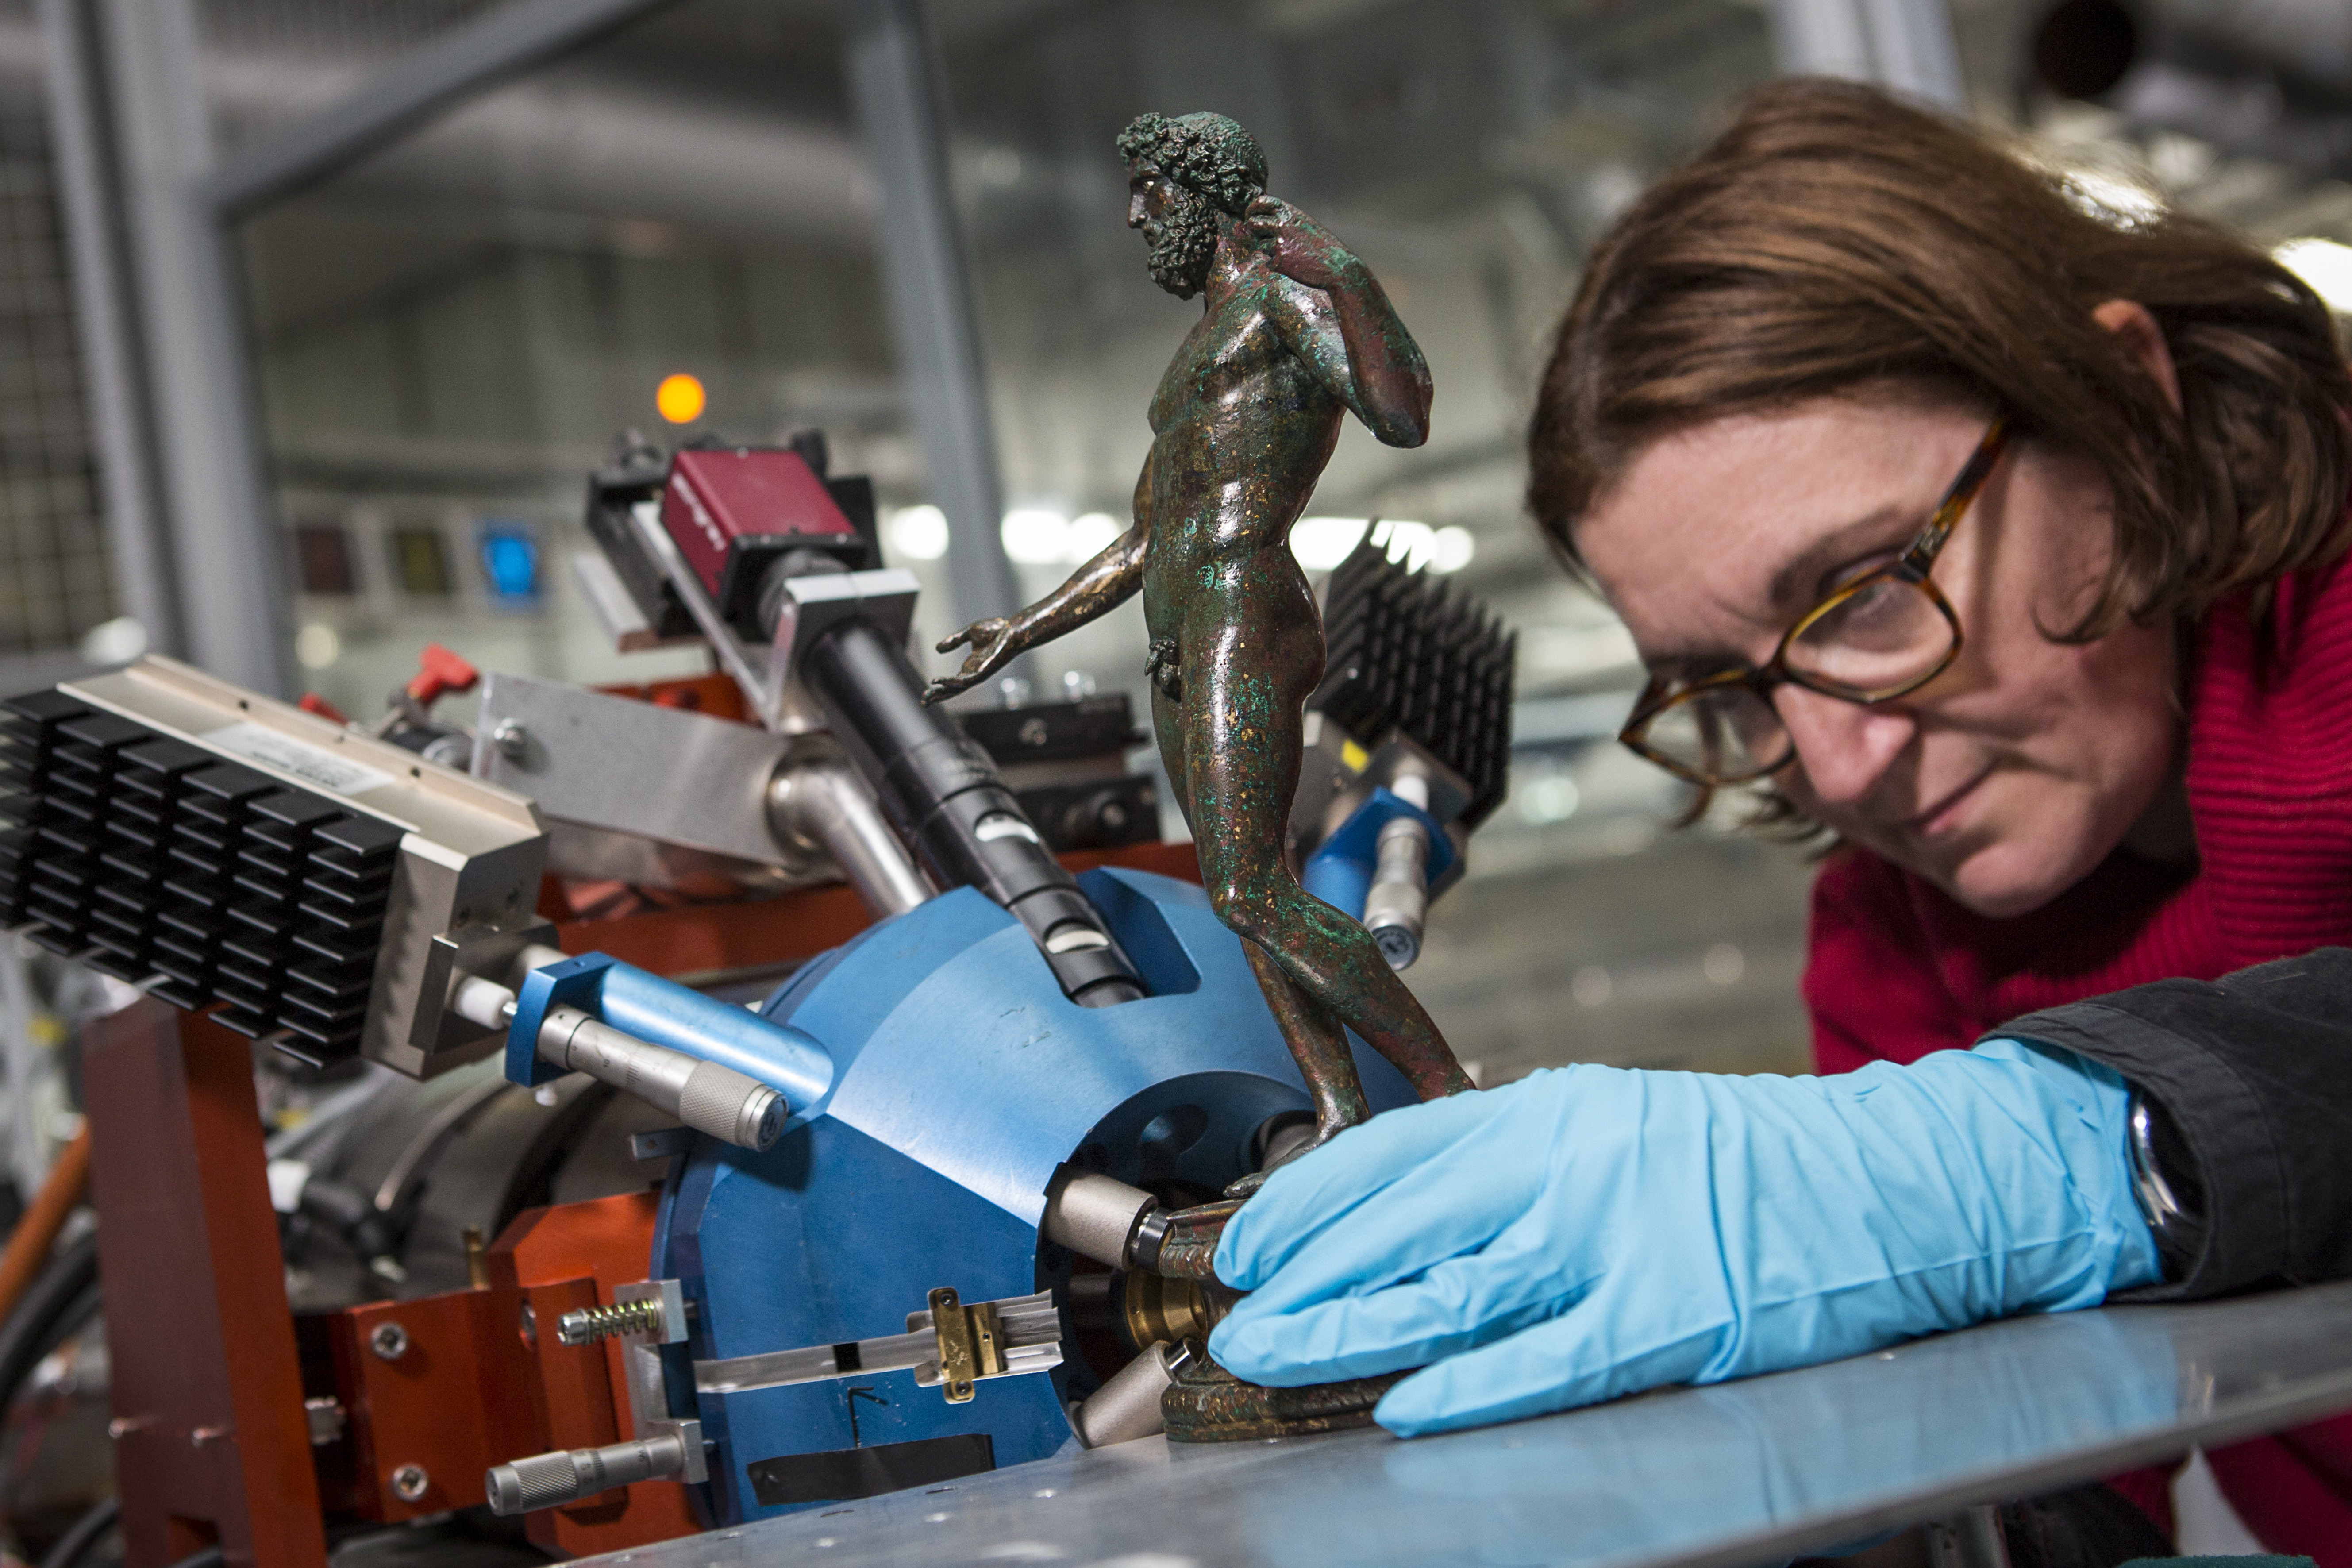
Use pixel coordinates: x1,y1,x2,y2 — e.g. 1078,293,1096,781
1073,1343,1178,1449
37,0,181,655
486,1431,687,1516
450,975,517,1032
625,498,781,724
1362,815,1431,971
768,758,933,917
92,0,292,695
538,1006,784,1151
1041,1170,1159,1271
838,0,1027,641
447,947,781,1149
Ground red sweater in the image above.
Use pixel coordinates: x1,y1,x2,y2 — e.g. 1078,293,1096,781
1805,554,2352,1564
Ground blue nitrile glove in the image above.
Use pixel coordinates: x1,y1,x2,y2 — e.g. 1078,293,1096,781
1209,1040,2160,1437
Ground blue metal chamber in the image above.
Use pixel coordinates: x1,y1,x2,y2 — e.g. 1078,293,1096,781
654,867,1413,1524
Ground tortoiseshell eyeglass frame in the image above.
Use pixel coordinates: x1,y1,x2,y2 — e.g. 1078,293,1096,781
1619,414,2013,787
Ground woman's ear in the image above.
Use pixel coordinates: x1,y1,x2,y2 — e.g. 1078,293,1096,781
2091,298,2183,415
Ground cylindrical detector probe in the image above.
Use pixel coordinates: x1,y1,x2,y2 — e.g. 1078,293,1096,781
486,1432,689,1515
1072,1341,1184,1448
452,958,786,1152
538,1005,785,1151
1361,813,1432,970
1042,1170,1167,1271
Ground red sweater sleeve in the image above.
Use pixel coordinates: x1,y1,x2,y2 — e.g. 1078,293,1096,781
1803,848,1982,1072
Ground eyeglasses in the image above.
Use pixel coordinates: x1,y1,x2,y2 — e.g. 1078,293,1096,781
1618,415,2011,787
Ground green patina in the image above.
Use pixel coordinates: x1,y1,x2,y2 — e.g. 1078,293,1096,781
925,111,1472,1166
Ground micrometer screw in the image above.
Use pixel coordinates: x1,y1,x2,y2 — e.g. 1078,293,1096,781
370,1322,409,1361
557,1298,666,1347
391,1463,429,1502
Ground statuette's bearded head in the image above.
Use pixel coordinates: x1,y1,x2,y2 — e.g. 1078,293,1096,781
1118,111,1267,300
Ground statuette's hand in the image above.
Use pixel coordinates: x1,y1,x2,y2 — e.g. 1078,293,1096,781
922,617,1020,705
1243,196,1357,293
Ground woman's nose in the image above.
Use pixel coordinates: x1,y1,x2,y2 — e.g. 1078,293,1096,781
1774,684,1916,809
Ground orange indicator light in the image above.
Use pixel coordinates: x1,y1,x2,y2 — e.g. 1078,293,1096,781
656,372,707,424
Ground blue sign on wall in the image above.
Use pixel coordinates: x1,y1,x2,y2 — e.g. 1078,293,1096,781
476,519,540,607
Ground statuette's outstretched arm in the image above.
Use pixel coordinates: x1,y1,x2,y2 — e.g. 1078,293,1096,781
923,457,1158,705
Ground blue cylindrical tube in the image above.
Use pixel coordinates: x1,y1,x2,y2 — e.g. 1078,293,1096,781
590,959,835,1112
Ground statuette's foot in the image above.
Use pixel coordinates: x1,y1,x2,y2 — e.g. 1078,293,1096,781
1161,1338,1407,1443
1148,1198,1244,1280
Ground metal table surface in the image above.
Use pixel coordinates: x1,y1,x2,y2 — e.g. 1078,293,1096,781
589,1282,2352,1568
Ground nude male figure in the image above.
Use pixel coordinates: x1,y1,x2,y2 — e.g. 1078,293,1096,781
924,111,1472,1158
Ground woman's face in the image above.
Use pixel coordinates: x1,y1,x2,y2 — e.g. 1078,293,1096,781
1576,395,2179,919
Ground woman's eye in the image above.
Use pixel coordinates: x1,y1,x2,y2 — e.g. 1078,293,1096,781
1821,550,1902,596
1815,579,1901,628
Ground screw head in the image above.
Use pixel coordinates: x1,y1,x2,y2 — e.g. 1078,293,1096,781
390,1462,429,1502
369,1322,409,1361
492,718,529,761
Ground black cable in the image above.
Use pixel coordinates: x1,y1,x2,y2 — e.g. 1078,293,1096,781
0,1230,100,1414
37,1495,117,1568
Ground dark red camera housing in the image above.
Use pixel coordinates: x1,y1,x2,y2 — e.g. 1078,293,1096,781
660,446,872,634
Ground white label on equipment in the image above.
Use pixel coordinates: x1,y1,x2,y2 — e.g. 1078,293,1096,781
204,720,397,797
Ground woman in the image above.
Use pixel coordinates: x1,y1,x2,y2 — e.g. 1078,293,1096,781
1204,79,2352,1564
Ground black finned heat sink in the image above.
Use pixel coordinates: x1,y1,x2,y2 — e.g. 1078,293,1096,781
1310,532,1517,827
0,689,403,1066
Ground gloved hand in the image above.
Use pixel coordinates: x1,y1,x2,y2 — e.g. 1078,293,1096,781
1209,1040,2160,1437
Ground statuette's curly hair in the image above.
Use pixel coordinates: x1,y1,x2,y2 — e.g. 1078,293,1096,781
1116,112,1267,216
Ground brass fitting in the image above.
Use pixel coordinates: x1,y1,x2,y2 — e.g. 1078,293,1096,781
1117,1269,1240,1355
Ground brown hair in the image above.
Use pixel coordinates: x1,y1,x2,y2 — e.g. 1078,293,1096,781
1529,78,2352,642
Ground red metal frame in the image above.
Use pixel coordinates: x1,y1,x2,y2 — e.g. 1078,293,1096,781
85,1003,327,1568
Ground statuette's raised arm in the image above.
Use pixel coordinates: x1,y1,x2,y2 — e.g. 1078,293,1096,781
1245,196,1432,449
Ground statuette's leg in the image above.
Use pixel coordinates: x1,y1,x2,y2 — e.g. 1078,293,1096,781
1180,623,1474,1124
1234,943,1366,1187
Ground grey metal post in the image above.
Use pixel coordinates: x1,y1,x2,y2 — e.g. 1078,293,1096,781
1765,0,1874,83
838,0,1027,638
92,0,293,696
1858,0,1966,107
37,0,182,659
1766,0,1966,108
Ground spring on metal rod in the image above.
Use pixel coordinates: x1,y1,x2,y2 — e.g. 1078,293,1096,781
556,1298,666,1347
